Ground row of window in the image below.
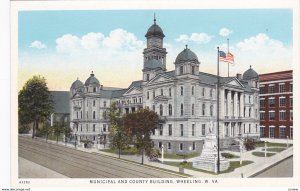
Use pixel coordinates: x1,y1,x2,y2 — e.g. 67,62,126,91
260,126,293,139
260,110,293,121
152,103,214,116
157,142,196,151
146,86,214,99
75,110,107,120
260,83,293,94
260,97,293,108
153,124,211,137
224,124,259,136
74,124,107,133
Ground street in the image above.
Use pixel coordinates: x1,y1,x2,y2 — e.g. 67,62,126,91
18,135,186,178
253,156,293,177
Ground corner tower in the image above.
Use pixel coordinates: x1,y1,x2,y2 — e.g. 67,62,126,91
142,15,167,82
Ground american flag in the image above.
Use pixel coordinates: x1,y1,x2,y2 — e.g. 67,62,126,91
220,52,235,64
219,51,227,62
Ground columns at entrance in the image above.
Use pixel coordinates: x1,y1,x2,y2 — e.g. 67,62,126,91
240,93,244,117
227,90,232,117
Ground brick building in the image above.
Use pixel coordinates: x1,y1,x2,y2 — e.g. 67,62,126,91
259,70,293,139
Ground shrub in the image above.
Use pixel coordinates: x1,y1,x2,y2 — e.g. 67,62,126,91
244,138,256,151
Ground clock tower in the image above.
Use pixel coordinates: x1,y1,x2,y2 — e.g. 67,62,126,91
142,15,167,81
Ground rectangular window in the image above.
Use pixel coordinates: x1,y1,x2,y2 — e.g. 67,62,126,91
192,124,195,136
192,86,194,95
270,127,275,138
259,87,264,94
269,112,275,120
168,124,172,136
180,86,184,96
202,88,205,97
260,112,265,120
179,143,183,151
86,124,88,132
269,85,275,93
147,91,149,99
269,98,275,107
279,111,286,120
192,104,194,115
168,142,171,149
93,124,96,132
181,104,184,116
159,124,163,136
201,124,206,136
289,83,293,92
290,110,293,121
103,124,107,132
192,66,195,75
192,142,195,150
279,98,286,106
153,90,155,98
260,99,265,108
290,127,293,139
180,66,183,75
180,124,183,136
279,127,286,138
290,97,293,107
169,88,172,97
279,84,286,92
160,89,163,96
260,127,265,137
158,142,162,148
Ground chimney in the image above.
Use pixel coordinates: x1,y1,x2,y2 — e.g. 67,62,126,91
236,73,242,80
100,85,103,90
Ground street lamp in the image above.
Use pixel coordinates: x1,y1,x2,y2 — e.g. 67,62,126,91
264,141,267,158
286,136,289,148
141,134,145,165
240,143,243,165
75,133,77,149
161,145,164,163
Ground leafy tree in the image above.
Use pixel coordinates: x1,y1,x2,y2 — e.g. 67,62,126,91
63,124,72,145
107,102,129,159
52,116,66,143
18,75,53,139
244,138,256,151
123,108,159,164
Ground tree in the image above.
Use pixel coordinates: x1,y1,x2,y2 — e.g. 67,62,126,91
63,124,72,145
107,102,129,159
123,108,160,164
18,75,53,139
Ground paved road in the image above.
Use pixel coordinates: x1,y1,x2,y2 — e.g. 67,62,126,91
18,136,186,178
254,156,293,177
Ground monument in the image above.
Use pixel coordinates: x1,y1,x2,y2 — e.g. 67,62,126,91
192,124,229,173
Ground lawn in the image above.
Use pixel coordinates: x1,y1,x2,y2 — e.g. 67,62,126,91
255,141,292,148
100,147,138,155
221,153,239,159
159,152,200,159
164,160,253,174
252,151,276,157
262,147,286,152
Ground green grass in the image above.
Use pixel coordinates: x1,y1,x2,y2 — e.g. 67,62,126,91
91,152,191,177
252,151,276,157
164,160,253,174
262,147,286,152
159,152,200,159
221,153,239,159
255,141,293,147
100,147,138,155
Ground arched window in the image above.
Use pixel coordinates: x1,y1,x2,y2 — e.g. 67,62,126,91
159,104,163,116
210,105,213,116
168,104,172,116
202,104,206,116
181,104,184,116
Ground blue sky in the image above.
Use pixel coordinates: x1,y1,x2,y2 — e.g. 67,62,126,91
18,9,293,90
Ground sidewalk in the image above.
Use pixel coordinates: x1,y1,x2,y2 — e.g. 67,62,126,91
20,134,293,178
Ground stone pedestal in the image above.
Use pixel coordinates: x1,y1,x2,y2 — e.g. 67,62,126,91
192,133,229,172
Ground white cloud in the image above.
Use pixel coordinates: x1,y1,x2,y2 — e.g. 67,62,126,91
219,28,232,37
176,33,212,44
55,28,144,54
29,40,47,49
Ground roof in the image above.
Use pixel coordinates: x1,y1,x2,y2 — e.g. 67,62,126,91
243,67,259,80
145,19,165,38
259,70,292,82
128,80,143,89
175,47,199,64
50,91,70,114
71,79,84,89
85,73,100,86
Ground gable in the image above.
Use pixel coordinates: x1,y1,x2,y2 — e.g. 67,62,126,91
123,87,142,96
148,73,175,85
225,79,244,88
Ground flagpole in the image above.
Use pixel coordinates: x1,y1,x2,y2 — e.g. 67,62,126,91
227,38,229,77
217,47,220,174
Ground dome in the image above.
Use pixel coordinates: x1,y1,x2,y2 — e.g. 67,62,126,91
243,66,259,80
175,46,199,64
85,72,100,86
71,79,84,89
144,59,163,70
145,19,165,38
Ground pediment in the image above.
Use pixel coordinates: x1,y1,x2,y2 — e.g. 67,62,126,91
123,87,142,96
225,78,244,88
153,95,170,104
148,73,174,85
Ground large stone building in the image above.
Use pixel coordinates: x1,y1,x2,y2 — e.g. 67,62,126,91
70,18,260,154
259,70,293,139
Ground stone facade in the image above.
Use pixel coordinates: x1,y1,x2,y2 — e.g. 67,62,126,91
69,17,260,153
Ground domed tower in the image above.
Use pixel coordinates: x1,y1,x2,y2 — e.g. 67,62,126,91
174,45,200,76
84,71,100,93
242,65,259,88
142,15,167,81
70,78,84,96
